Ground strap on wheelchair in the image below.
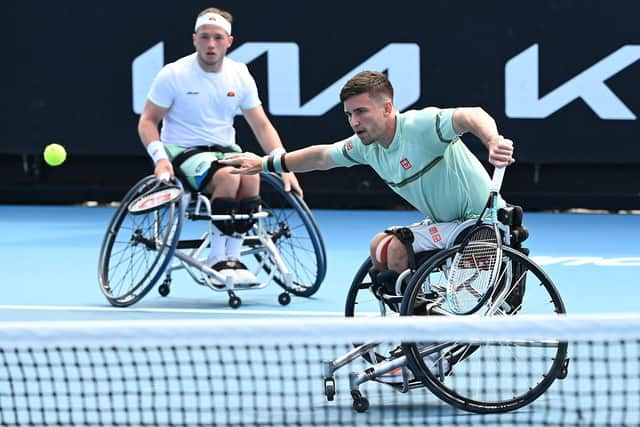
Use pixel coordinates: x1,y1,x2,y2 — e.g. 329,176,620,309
384,226,417,270
368,269,402,313
368,269,399,295
235,197,262,234
211,197,239,236
210,197,262,235
171,145,239,193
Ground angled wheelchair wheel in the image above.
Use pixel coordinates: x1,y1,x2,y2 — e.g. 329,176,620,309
98,175,183,307
254,172,326,297
345,257,400,319
400,246,568,413
345,258,399,363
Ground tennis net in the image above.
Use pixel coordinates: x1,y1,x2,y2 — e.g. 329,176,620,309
0,314,639,426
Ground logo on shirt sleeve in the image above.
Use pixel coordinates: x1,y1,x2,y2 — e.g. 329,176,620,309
346,139,353,151
400,158,412,169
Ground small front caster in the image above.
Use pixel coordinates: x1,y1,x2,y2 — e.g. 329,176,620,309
323,377,336,401
158,278,171,297
278,292,291,306
229,295,242,309
351,390,369,412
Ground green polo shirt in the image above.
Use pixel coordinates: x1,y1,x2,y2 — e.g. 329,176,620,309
330,107,501,222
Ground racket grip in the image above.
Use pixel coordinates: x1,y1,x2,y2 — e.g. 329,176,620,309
490,167,505,192
158,171,171,182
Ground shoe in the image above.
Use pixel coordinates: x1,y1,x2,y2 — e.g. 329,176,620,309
226,260,258,285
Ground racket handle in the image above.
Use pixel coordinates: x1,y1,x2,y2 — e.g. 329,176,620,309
489,167,505,192
158,171,171,182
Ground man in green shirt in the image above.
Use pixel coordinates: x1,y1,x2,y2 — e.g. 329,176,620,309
220,70,514,275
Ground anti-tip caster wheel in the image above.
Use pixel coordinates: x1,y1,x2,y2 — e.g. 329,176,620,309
229,295,242,309
278,292,291,306
158,284,170,297
323,377,336,401
353,397,369,413
351,390,369,412
158,280,171,297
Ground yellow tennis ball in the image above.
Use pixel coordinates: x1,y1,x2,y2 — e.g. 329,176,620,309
44,143,67,166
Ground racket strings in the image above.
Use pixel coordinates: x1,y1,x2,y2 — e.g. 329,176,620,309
129,182,183,214
448,228,500,313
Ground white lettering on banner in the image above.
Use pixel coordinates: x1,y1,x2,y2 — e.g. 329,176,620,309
132,42,164,114
228,43,420,115
131,42,420,116
505,44,640,120
532,256,640,267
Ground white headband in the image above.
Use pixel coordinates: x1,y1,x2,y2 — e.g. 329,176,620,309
194,13,232,35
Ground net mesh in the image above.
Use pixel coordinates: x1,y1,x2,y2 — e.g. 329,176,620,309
0,315,639,426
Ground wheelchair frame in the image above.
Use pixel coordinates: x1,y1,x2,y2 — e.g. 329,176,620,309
322,208,570,413
98,172,327,309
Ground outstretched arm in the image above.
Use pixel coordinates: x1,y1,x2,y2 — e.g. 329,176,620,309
219,144,341,175
242,105,302,194
452,107,515,167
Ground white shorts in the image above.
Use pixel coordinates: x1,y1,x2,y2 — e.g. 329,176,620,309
406,219,471,252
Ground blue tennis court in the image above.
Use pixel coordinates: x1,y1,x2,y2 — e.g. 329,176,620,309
1,205,639,318
1,205,639,426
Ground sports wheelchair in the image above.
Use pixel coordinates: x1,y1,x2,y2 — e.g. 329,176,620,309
322,205,570,413
98,172,326,309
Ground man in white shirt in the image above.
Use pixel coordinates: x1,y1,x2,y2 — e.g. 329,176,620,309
137,7,301,284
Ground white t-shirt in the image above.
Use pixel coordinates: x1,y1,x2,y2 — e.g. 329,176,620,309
148,53,261,148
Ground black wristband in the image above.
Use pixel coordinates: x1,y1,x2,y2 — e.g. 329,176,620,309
280,153,290,173
266,155,276,173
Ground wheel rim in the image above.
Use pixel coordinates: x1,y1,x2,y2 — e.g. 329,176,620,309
251,173,326,297
401,247,568,413
98,176,182,306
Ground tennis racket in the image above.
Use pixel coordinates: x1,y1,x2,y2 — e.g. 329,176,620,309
128,173,183,215
446,167,506,315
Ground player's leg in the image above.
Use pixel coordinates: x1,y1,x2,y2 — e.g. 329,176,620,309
218,173,261,283
205,166,240,268
201,167,259,284
370,220,462,276
167,146,246,284
369,232,392,271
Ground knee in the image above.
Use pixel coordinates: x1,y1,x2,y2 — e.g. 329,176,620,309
370,233,391,262
210,168,241,196
242,174,260,186
369,233,387,254
239,174,260,197
370,235,408,272
214,168,241,186
386,239,408,269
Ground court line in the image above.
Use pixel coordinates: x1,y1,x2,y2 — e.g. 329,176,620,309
0,304,343,317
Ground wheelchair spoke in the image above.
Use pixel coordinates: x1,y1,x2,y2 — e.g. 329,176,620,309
401,246,567,413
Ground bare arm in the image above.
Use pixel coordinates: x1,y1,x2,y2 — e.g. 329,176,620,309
282,145,341,172
219,144,341,175
452,107,514,167
242,105,303,194
242,105,285,154
137,100,174,179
